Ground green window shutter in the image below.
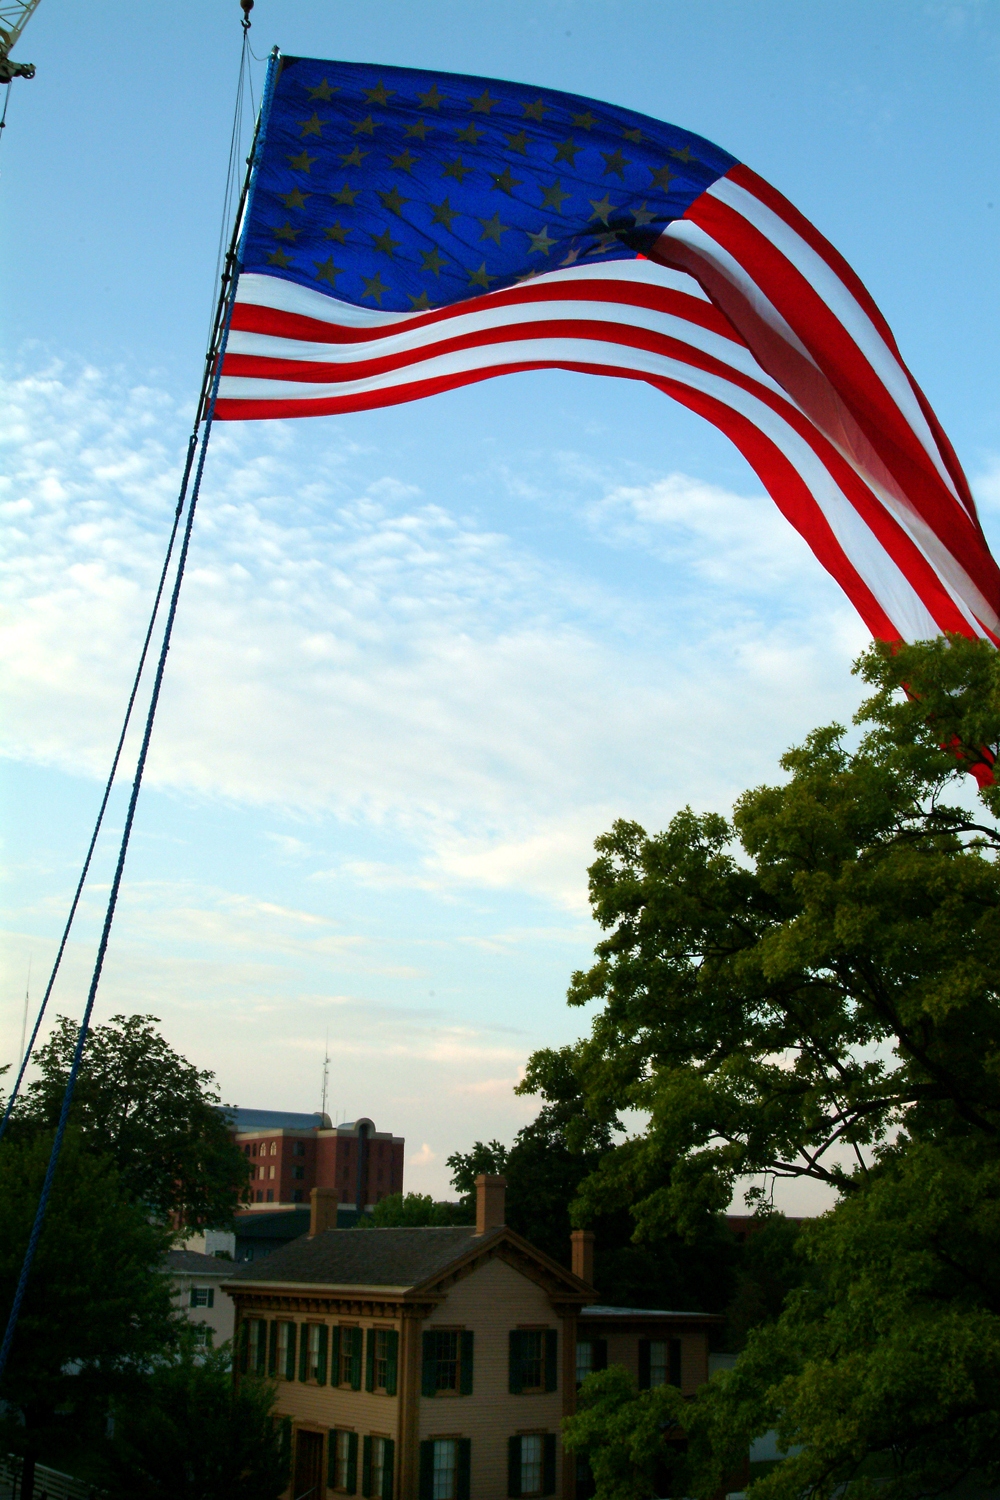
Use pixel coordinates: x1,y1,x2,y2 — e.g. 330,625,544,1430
542,1434,557,1496
418,1440,435,1500
268,1320,278,1376
350,1327,363,1391
544,1329,558,1392
256,1320,268,1375
331,1325,342,1384
328,1430,339,1489
207,1288,214,1308
508,1330,523,1394
638,1339,651,1390
421,1331,437,1397
362,1435,372,1498
507,1436,522,1498
365,1327,376,1392
286,1323,297,1381
189,1288,198,1307
457,1437,471,1500
383,1438,395,1500
347,1431,359,1496
385,1329,399,1396
594,1338,608,1373
669,1339,682,1388
299,1326,309,1383
459,1329,474,1395
237,1318,249,1374
317,1324,328,1386
279,1416,292,1468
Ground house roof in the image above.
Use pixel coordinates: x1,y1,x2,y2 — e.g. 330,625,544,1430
165,1250,235,1278
228,1225,493,1291
225,1223,595,1302
581,1304,723,1322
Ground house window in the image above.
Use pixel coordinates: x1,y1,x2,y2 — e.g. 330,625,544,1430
639,1338,681,1390
432,1438,458,1500
518,1332,543,1391
332,1430,355,1491
370,1435,391,1498
339,1326,363,1387
373,1329,392,1390
189,1287,214,1308
520,1435,543,1496
509,1434,556,1497
576,1341,593,1385
432,1330,459,1391
649,1341,668,1387
248,1318,265,1372
277,1321,295,1380
293,1166,305,1180
307,1323,324,1381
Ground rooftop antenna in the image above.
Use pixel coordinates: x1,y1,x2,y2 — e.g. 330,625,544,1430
320,1028,330,1121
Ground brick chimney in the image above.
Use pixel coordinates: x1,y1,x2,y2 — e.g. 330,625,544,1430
571,1229,595,1287
310,1186,338,1236
475,1174,506,1234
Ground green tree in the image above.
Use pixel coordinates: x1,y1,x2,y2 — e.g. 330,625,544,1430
365,1191,473,1226
0,1130,180,1498
98,1344,291,1500
447,1097,737,1311
563,1366,688,1500
525,635,1000,1494
14,1013,249,1227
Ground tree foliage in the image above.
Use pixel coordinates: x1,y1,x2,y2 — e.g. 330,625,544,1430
447,1089,739,1311
523,635,1000,1241
98,1344,290,1500
0,1130,179,1479
14,1013,249,1227
365,1191,473,1226
533,636,1000,1495
563,1367,688,1500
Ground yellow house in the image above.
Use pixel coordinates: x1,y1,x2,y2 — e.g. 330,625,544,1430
225,1177,719,1500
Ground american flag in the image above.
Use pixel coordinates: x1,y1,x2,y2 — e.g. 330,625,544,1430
216,57,1000,647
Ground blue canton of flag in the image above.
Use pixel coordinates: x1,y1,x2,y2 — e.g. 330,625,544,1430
242,58,737,312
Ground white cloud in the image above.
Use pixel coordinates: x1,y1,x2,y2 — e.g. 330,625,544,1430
1,357,868,923
408,1142,437,1167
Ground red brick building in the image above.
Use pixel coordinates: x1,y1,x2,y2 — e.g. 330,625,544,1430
231,1111,404,1215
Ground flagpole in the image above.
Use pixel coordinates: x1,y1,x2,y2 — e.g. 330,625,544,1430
0,46,281,1386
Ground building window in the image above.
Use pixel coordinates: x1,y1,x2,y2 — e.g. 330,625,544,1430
277,1321,296,1380
509,1434,556,1497
338,1326,363,1388
432,1439,457,1500
269,1164,276,1180
331,1430,356,1492
293,1166,305,1180
369,1435,392,1499
306,1322,326,1381
575,1339,606,1387
293,1140,306,1157
255,1189,263,1202
189,1287,214,1309
248,1318,266,1372
270,1141,277,1155
639,1338,681,1390
432,1330,458,1391
244,1144,251,1156
293,1189,304,1203
518,1332,543,1391
510,1330,557,1394
266,1188,274,1202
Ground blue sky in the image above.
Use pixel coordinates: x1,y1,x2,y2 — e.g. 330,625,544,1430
2,0,999,1209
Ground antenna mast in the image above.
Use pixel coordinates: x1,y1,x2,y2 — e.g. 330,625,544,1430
320,1029,330,1121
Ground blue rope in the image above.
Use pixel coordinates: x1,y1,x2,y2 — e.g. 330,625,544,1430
0,431,197,1145
0,42,280,1387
